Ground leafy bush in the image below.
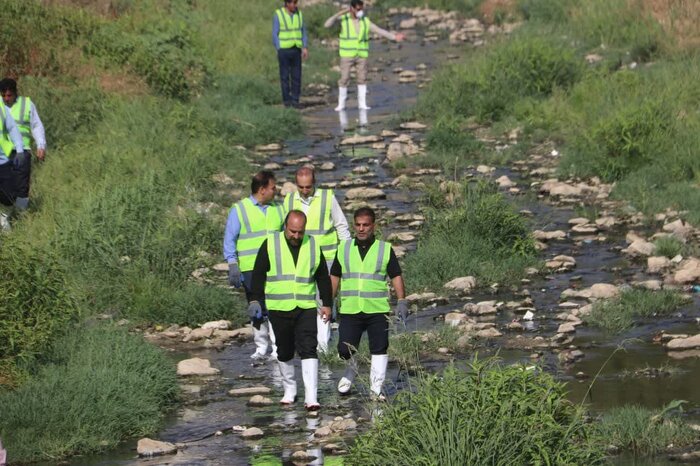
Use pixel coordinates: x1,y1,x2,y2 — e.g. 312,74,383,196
596,402,698,456
0,325,178,463
584,289,691,333
347,359,605,465
404,182,537,291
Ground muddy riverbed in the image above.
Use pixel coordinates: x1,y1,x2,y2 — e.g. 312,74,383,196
73,26,699,466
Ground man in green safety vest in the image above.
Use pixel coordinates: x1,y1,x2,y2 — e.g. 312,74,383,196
0,99,25,230
224,170,284,361
284,167,350,353
0,78,46,212
330,207,408,400
273,0,309,108
249,210,333,410
324,0,405,111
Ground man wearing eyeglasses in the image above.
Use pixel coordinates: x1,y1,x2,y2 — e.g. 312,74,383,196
325,0,405,111
272,0,309,109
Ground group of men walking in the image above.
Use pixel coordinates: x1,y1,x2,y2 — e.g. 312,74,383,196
0,78,46,227
273,0,405,110
224,169,408,410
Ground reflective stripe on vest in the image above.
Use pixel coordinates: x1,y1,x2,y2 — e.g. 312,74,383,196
338,239,391,314
0,106,14,157
276,8,304,49
10,97,32,149
233,198,284,272
339,14,369,58
265,232,321,311
284,189,339,260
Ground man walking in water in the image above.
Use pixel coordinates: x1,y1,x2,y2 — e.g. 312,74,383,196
325,0,405,111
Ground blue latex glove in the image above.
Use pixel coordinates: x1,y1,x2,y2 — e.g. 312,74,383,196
248,301,263,320
395,299,409,323
228,262,242,288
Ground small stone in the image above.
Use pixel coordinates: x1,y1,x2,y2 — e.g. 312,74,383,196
320,162,336,171
248,395,274,407
256,143,282,152
557,323,576,334
437,347,450,354
445,312,469,327
182,327,214,342
476,328,502,338
137,438,177,457
400,121,427,130
568,217,589,225
264,162,282,170
476,165,495,174
647,256,671,274
496,175,515,188
345,187,386,200
201,320,231,330
229,386,273,397
340,134,383,145
315,426,333,438
177,358,220,376
291,450,315,461
666,334,700,351
241,427,264,439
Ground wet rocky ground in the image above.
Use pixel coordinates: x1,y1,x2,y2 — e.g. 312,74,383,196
73,9,700,466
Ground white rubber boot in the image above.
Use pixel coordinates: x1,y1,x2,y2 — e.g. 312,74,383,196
358,84,371,110
251,323,269,360
334,86,348,112
359,108,368,127
370,354,388,400
338,109,348,130
337,358,358,395
301,358,320,410
279,360,297,404
317,314,331,353
0,211,10,231
267,320,278,361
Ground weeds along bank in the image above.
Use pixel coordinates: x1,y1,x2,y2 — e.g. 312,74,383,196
410,0,700,224
0,0,330,462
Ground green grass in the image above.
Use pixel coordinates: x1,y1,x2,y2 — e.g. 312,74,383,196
0,325,179,463
404,181,538,291
346,358,605,465
596,402,698,456
654,236,686,259
584,289,691,334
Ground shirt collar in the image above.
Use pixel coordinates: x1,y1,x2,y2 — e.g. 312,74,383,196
355,235,376,248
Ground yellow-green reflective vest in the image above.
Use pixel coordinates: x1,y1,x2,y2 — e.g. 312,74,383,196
338,239,391,314
10,97,32,149
0,105,15,157
276,8,304,49
284,189,339,260
339,14,369,58
265,232,321,311
233,198,284,272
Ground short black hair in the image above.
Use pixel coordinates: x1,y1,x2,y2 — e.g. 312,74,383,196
353,207,375,223
350,0,364,7
0,78,17,95
284,209,307,226
284,0,298,4
251,170,276,195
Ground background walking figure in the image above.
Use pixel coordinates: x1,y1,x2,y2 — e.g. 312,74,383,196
273,0,309,108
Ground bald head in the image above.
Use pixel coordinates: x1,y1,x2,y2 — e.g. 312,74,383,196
295,167,316,199
284,210,307,246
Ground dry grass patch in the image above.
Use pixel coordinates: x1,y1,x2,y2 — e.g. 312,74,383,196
641,0,700,49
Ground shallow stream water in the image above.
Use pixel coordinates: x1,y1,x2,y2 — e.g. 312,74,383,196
73,33,699,466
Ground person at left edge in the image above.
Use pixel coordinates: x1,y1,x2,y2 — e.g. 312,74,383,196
0,78,46,212
249,210,333,411
273,0,309,108
224,170,284,361
0,100,25,228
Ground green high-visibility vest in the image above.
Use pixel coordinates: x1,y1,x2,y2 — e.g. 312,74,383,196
276,8,304,49
10,97,32,149
265,232,321,311
337,239,391,314
0,105,15,157
339,14,369,58
233,197,284,272
284,189,339,260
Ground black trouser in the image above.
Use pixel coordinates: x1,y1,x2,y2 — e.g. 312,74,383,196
0,162,16,206
12,151,30,198
337,312,390,360
277,47,302,106
269,308,317,362
242,270,268,330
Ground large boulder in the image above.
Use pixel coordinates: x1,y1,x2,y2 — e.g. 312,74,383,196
589,283,620,299
666,334,700,351
647,256,671,274
340,134,383,145
345,187,386,200
623,239,656,257
137,438,178,457
444,276,476,293
177,358,220,376
674,258,700,284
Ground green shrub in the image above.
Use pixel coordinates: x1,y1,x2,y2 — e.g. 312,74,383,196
347,359,605,465
404,182,537,291
0,237,78,371
596,402,698,456
0,325,178,463
584,289,691,334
